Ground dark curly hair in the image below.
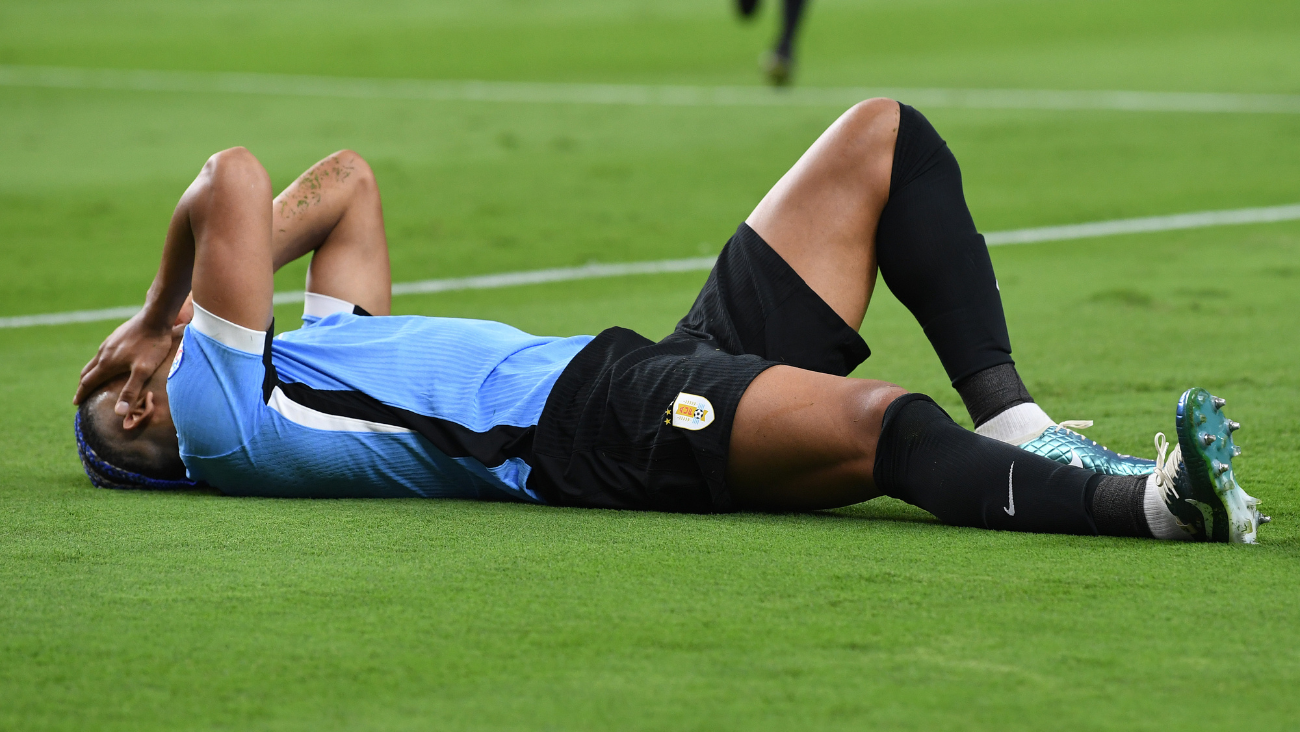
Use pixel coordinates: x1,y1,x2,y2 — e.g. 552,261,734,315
74,401,196,490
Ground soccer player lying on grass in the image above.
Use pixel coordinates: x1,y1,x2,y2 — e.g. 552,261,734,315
72,99,1269,543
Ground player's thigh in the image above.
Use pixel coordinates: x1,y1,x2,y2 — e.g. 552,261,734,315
744,98,898,331
727,365,906,511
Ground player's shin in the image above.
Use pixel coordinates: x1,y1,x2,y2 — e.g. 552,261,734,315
872,107,1057,447
875,106,1014,397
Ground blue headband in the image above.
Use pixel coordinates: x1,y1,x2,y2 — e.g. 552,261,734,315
74,410,200,491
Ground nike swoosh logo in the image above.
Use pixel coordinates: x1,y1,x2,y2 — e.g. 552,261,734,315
1069,449,1084,468
1004,461,1016,516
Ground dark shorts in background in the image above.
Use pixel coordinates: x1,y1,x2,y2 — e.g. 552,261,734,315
529,223,871,513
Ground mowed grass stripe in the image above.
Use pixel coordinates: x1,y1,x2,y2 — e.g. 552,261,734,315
6,65,1300,114
5,204,1297,330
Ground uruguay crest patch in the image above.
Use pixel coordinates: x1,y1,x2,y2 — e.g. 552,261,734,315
670,392,715,431
167,340,184,379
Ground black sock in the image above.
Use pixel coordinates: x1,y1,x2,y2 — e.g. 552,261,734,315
1087,475,1152,538
876,104,1015,386
874,394,1155,538
955,363,1035,428
874,394,1097,535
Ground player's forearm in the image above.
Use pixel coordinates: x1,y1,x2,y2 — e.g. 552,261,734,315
268,151,374,272
137,190,200,331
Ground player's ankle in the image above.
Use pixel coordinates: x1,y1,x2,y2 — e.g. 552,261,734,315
957,363,1048,440
1141,473,1195,540
1088,473,1192,541
1088,474,1151,538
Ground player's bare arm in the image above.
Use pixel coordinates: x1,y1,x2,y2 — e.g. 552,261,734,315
270,151,392,317
74,148,391,417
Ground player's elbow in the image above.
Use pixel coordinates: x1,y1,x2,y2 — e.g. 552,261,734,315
199,146,272,200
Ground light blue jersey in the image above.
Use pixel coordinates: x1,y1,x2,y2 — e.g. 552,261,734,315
167,294,593,501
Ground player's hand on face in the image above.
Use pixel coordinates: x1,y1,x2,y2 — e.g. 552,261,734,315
73,310,186,420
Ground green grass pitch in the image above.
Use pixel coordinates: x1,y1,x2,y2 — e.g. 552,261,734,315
2,1,1299,729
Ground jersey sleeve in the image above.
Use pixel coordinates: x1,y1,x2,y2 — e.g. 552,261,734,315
166,303,269,461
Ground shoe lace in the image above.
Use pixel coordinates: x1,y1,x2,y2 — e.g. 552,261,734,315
1151,432,1182,501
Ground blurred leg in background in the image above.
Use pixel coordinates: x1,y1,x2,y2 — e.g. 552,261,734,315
767,0,809,85
734,0,812,86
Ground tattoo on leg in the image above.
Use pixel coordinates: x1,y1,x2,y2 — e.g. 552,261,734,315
278,155,355,221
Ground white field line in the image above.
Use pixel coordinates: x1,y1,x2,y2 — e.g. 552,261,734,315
4,65,1300,114
385,256,719,297
981,203,1300,246
3,204,1298,330
5,205,1294,330
0,258,716,330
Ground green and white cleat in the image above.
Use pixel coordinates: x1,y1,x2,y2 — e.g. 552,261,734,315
1150,388,1268,543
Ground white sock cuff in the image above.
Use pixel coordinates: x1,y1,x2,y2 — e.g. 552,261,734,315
974,402,1054,445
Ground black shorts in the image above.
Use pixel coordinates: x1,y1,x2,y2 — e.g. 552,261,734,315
529,223,871,513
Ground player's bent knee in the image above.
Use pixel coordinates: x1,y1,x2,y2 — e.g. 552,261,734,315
838,98,899,139
727,374,907,511
818,98,900,181
845,97,898,120
843,380,909,468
